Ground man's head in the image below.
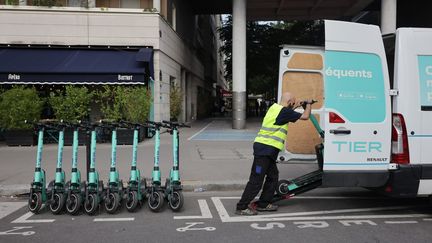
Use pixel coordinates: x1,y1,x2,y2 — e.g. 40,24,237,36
279,92,297,109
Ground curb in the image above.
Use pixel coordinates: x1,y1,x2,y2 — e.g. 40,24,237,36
0,181,247,197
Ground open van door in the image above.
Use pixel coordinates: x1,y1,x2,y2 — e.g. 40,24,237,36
323,20,392,187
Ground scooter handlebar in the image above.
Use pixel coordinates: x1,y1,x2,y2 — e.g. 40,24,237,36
161,120,191,128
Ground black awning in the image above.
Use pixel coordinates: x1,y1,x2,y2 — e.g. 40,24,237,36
0,47,153,85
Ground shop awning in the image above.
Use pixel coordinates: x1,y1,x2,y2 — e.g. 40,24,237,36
0,47,153,85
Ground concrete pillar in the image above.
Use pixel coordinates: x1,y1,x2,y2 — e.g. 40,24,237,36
232,0,247,129
381,0,397,35
153,0,161,12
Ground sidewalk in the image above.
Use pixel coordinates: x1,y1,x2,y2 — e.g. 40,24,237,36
0,117,318,196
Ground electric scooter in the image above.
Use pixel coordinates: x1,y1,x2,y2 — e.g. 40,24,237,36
162,120,190,211
120,121,152,212
64,121,86,215
48,120,67,214
27,120,52,213
100,120,123,214
146,121,168,212
82,122,104,215
273,100,325,201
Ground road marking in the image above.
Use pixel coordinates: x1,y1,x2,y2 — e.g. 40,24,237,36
211,197,430,223
250,222,285,230
340,220,377,226
176,222,216,232
384,221,418,224
174,199,213,219
93,218,134,222
293,221,329,228
0,202,27,220
258,206,416,218
188,121,214,140
423,218,432,221
12,212,55,224
0,226,35,236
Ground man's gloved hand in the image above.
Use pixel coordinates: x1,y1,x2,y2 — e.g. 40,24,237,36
300,99,315,109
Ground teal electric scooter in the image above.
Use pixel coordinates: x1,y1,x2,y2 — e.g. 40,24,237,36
100,120,123,214
162,120,190,211
146,121,168,212
120,121,152,212
27,120,52,213
65,121,86,215
83,122,104,215
46,120,68,214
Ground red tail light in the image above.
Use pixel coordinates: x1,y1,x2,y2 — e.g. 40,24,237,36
391,113,410,164
329,112,345,123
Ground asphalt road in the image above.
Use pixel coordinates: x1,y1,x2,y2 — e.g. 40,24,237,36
1,188,431,243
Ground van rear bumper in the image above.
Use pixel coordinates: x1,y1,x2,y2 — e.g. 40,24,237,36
383,164,432,198
322,171,389,187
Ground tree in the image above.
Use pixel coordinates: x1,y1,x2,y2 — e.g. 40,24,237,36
218,17,323,97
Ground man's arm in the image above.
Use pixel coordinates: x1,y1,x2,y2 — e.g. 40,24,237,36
299,102,312,120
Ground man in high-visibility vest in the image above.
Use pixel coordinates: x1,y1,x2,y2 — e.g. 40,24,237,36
235,92,313,215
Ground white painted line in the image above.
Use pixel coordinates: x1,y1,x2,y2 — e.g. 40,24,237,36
174,199,213,219
12,212,55,223
211,196,389,200
423,218,432,221
0,202,27,219
224,214,430,223
188,121,214,140
211,197,429,223
93,218,134,222
259,206,416,218
385,221,418,224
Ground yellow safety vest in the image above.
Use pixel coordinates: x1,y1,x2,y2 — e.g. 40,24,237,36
254,103,288,150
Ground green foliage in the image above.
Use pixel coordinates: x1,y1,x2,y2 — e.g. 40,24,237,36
97,85,151,122
170,85,182,120
0,86,43,130
49,86,93,121
97,86,123,121
121,86,152,123
32,0,58,7
5,0,19,5
218,17,324,96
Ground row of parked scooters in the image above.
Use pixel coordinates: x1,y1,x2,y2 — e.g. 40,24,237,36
27,119,189,215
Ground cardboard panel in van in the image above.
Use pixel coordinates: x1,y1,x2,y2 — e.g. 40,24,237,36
287,53,323,70
282,71,323,154
286,114,322,154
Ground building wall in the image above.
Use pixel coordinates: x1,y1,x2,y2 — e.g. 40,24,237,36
0,7,207,122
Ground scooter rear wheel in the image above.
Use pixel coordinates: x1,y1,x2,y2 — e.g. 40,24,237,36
50,192,65,214
66,193,82,215
28,192,42,213
148,191,164,212
105,192,120,214
168,191,184,212
84,193,99,215
125,190,139,212
277,180,292,196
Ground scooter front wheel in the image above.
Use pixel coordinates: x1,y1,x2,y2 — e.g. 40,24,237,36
66,193,82,215
277,180,292,196
168,191,184,212
104,192,120,214
125,190,139,212
84,193,99,215
28,192,42,213
50,192,65,214
148,191,164,212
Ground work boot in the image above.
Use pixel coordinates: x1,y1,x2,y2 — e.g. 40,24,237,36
256,203,278,212
235,207,258,216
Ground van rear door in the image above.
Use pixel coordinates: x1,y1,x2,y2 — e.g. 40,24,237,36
323,20,392,187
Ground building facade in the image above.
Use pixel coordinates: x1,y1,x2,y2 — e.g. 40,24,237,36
0,0,226,123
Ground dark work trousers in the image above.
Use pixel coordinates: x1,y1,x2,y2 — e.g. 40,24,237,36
236,155,279,210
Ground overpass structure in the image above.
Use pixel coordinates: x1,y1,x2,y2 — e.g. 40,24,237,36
188,0,397,129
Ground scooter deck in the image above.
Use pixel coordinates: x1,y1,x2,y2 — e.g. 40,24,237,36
272,169,323,203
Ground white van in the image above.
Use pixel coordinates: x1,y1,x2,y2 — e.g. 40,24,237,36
277,20,432,198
